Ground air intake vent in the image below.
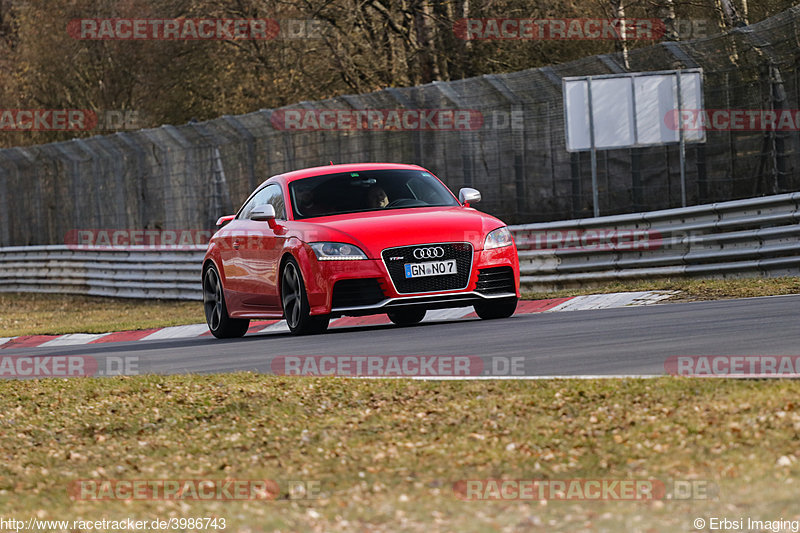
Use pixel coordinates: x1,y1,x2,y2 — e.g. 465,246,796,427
331,278,386,308
475,266,516,294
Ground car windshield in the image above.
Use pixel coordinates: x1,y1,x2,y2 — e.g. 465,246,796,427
289,169,459,219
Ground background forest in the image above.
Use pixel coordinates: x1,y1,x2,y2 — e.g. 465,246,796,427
0,0,792,147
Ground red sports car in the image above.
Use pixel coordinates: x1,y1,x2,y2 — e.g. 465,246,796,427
202,163,520,338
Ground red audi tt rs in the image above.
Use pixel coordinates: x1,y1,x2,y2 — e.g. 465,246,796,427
202,163,520,338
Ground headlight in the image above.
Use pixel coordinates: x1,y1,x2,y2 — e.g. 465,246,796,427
310,242,368,260
484,227,513,249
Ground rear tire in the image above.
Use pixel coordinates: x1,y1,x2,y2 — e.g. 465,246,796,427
203,265,250,339
281,257,329,335
474,297,518,320
387,308,426,326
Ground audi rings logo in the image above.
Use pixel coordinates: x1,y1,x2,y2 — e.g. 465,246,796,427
413,246,445,259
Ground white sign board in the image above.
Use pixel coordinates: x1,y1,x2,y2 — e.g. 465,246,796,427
564,69,705,152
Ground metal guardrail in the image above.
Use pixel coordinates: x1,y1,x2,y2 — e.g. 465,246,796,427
0,245,206,300
0,192,798,299
510,192,800,290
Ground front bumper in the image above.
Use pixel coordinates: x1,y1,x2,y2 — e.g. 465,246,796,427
329,290,517,317
300,242,520,317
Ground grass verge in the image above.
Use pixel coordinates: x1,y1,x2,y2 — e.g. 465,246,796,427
522,276,800,301
0,375,798,532
0,293,203,338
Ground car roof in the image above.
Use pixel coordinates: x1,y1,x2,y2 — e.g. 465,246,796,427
261,163,428,187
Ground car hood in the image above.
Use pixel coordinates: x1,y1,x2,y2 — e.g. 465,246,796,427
287,206,505,258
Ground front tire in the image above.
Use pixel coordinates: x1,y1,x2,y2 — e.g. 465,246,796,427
203,265,250,339
281,257,329,335
387,308,426,326
474,297,518,320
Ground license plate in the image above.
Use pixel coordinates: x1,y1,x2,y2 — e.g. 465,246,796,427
404,259,457,278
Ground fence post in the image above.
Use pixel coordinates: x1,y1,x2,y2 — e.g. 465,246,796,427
265,109,296,171
386,88,423,165
663,41,703,205
222,115,258,192
0,161,9,247
484,74,527,222
156,125,195,229
189,122,235,226
51,143,84,239
74,139,116,228
93,137,129,229
432,81,474,189
210,147,231,228
115,132,151,229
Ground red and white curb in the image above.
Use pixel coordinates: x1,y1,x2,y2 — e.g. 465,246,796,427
0,291,676,350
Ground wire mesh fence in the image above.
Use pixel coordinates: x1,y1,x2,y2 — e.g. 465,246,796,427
2,7,800,246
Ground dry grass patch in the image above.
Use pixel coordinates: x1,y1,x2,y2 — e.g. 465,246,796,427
0,375,798,531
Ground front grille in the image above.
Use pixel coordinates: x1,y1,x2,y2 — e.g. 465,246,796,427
381,242,473,294
331,278,386,308
475,266,516,294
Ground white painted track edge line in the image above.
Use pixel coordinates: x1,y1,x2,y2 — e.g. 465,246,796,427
38,332,112,347
302,374,664,380
140,324,211,341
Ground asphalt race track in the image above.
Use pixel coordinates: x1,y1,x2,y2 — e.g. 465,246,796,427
3,295,799,378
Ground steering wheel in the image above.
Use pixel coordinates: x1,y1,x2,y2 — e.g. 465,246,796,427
386,198,418,208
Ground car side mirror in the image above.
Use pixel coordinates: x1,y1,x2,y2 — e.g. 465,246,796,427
250,204,277,222
458,188,481,206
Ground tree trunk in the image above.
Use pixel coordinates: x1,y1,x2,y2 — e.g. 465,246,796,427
610,0,630,69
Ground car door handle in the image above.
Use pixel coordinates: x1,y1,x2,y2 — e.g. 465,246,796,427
233,240,240,249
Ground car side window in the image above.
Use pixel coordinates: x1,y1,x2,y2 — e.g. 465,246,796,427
238,184,286,220
262,184,286,220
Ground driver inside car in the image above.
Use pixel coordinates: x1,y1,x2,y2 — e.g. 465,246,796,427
295,184,327,216
366,185,389,208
